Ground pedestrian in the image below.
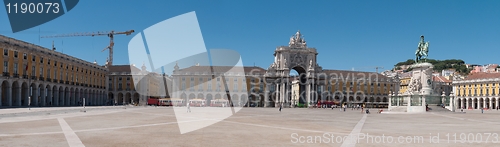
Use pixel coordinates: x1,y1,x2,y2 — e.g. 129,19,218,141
361,107,364,113
343,105,346,112
481,107,483,114
497,106,499,111
187,102,191,113
279,103,282,112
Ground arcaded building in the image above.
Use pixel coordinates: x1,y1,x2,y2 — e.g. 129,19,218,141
454,72,500,109
170,31,397,108
0,35,108,107
108,64,166,105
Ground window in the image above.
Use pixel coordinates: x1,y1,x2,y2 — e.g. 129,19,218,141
54,70,57,80
242,83,247,92
32,55,36,61
198,82,203,91
233,83,238,92
118,77,122,80
127,77,130,80
199,77,203,83
208,83,212,91
40,57,43,63
66,73,68,81
31,66,35,76
40,67,44,77
182,83,186,90
13,63,18,74
3,49,7,56
54,61,57,67
190,81,194,91
217,78,220,81
23,64,26,75
182,77,185,81
48,59,50,65
47,69,50,78
23,53,27,59
118,83,122,89
3,61,7,73
14,51,18,58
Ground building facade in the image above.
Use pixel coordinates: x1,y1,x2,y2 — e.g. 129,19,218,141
0,35,108,107
170,31,397,108
108,64,165,105
453,72,500,110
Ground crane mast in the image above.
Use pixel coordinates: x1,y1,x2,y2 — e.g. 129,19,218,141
41,30,135,66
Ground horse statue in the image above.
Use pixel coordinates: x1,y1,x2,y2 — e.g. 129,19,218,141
415,35,429,63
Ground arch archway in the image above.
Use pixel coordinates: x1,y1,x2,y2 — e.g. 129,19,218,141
108,92,114,105
125,93,131,105
290,66,307,105
21,82,29,106
240,94,248,107
232,94,239,107
64,87,69,106
59,86,64,106
492,98,496,109
197,93,204,99
479,98,484,109
189,93,196,100
1,81,10,106
117,93,124,105
206,94,213,106
36,83,43,107
12,81,20,106
70,88,75,106
485,98,490,109
133,93,139,105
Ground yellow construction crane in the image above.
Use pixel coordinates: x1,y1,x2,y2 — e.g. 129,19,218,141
41,30,135,66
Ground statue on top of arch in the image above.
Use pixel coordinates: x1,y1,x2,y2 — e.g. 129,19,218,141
289,30,307,48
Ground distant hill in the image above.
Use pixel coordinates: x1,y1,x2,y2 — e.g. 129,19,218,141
394,59,470,74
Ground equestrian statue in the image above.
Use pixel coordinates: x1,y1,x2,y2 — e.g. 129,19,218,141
415,35,429,63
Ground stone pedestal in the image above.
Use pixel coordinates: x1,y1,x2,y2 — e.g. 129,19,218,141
389,63,437,113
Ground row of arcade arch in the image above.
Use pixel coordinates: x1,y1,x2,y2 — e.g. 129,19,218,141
0,80,107,107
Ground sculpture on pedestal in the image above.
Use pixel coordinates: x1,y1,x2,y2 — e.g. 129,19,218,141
289,30,307,48
415,35,429,63
308,59,313,69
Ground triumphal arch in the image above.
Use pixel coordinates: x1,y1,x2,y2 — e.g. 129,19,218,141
265,30,323,107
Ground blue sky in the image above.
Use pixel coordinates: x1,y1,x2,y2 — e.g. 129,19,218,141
1,0,499,73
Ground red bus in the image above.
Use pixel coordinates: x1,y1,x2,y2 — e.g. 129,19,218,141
147,98,160,106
